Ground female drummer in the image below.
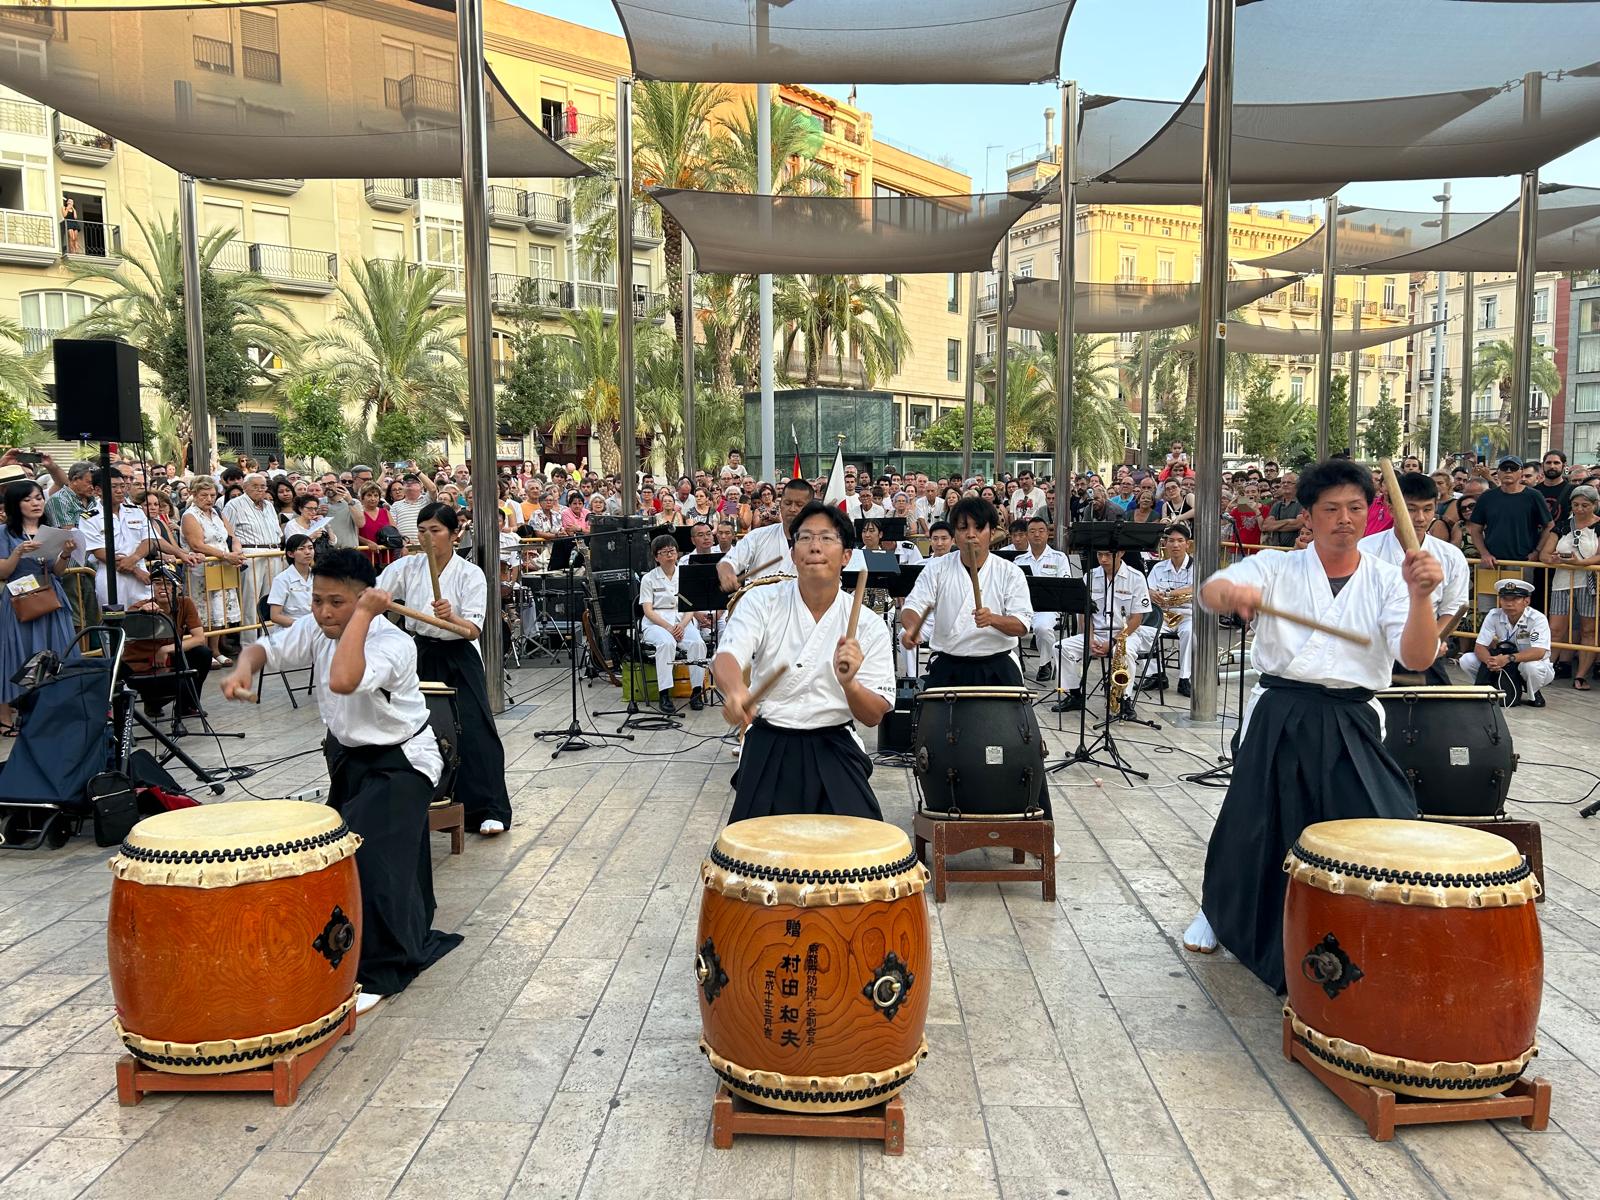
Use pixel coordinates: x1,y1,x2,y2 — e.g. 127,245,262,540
376,502,512,836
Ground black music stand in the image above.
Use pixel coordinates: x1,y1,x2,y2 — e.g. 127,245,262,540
1026,575,1084,710
677,563,727,710
1046,522,1159,784
592,522,680,731
532,544,634,758
854,517,906,543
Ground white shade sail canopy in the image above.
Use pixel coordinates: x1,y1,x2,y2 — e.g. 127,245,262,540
1008,275,1300,335
1170,320,1442,356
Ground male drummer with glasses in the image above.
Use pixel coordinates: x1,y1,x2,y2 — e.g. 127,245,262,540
221,548,462,1015
716,478,813,593
900,496,1058,842
713,501,895,823
1182,459,1443,991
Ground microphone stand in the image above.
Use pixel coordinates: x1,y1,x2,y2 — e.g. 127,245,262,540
533,544,633,758
1181,613,1248,787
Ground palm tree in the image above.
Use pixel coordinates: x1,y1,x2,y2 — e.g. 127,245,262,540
0,317,44,445
550,306,677,476
992,334,1128,470
569,80,733,339
69,210,298,466
775,274,911,388
291,258,465,437
1470,338,1562,432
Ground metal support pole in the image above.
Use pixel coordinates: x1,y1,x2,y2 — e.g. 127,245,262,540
680,231,695,477
1315,194,1338,459
616,77,638,512
456,0,501,708
1053,81,1079,550
178,174,210,476
993,235,1009,482
1137,330,1152,474
1460,272,1475,459
757,82,775,483
1347,303,1361,457
1428,184,1450,469
1511,169,1539,459
1190,0,1235,724
962,270,978,480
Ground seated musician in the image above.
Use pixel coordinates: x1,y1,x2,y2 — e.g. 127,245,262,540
1181,459,1442,987
1458,578,1554,706
222,549,463,1011
1144,524,1195,697
687,520,719,559
714,501,895,822
716,478,812,593
123,572,210,719
639,534,708,714
898,519,953,678
265,534,315,628
715,521,737,555
1007,518,1030,552
1055,547,1154,713
1018,516,1077,683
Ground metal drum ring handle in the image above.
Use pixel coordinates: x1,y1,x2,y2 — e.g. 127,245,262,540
871,975,903,1010
694,955,710,985
1302,948,1342,985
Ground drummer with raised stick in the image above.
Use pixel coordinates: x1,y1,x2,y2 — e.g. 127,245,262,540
1180,459,1444,990
900,496,1058,838
221,548,463,1013
712,501,896,823
377,502,512,837
716,478,813,593
1357,464,1470,685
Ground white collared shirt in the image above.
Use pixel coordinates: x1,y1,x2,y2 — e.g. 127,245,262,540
260,613,442,784
1356,529,1469,619
903,550,1034,657
1476,607,1551,657
266,565,313,619
81,502,151,605
718,578,894,732
1087,563,1152,635
224,495,281,548
723,521,794,579
388,497,427,539
1020,546,1077,578
377,551,488,649
1148,555,1195,618
639,564,684,618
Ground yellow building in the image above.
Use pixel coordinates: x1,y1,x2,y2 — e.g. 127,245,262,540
987,145,1415,464
0,2,969,466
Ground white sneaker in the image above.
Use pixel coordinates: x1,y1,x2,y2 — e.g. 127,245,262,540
355,991,385,1016
478,819,506,836
1182,912,1218,954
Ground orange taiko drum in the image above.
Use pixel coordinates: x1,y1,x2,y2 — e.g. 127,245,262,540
1283,818,1542,1100
107,801,363,1075
696,815,931,1112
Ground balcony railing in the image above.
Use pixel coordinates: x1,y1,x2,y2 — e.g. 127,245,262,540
0,97,46,138
194,35,234,74
249,242,338,293
520,190,570,231
1379,354,1405,371
1257,293,1286,311
783,348,867,387
364,178,417,210
417,177,463,205
1419,366,1436,382
632,208,662,247
411,262,464,302
22,327,51,356
210,239,251,273
487,185,524,228
490,273,572,312
386,75,456,115
61,219,119,260
53,113,114,164
0,209,56,264
242,46,280,83
1289,291,1315,313
572,281,663,319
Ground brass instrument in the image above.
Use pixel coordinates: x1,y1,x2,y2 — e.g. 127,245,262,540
1161,586,1193,631
1109,631,1132,708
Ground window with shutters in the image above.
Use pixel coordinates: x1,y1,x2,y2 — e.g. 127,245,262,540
240,9,281,83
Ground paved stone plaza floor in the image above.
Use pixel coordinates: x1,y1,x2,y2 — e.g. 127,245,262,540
2,660,1600,1199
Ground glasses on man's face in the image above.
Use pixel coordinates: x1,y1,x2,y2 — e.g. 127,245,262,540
793,531,842,546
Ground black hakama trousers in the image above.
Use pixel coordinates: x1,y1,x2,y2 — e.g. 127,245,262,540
416,637,513,828
923,650,1054,819
729,720,883,823
1200,674,1417,993
325,737,463,995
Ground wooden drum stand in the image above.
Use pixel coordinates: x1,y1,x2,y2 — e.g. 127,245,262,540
913,811,1055,902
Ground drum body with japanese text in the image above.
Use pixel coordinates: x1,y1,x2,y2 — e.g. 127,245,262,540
1283,818,1542,1100
695,815,931,1112
107,800,362,1074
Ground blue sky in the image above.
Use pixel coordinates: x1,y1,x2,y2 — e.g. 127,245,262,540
513,0,1600,219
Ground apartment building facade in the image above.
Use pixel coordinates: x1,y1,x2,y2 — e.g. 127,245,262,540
1562,279,1600,462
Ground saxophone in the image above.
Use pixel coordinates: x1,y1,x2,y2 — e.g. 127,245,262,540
1109,630,1132,709
1163,587,1193,630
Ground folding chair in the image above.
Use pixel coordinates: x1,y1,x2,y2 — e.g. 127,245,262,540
255,597,312,708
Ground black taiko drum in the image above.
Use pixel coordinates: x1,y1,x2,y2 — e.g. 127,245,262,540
1376,686,1515,819
913,686,1044,817
419,682,462,804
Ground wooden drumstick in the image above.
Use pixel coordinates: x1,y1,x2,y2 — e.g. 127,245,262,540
738,555,782,583
1253,602,1372,647
846,568,867,640
1379,457,1421,554
961,545,983,610
739,663,791,739
389,600,475,640
425,543,443,605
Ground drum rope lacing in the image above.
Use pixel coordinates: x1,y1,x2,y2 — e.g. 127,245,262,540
1294,1033,1528,1093
117,821,354,866
709,1064,908,1106
120,1000,354,1070
708,847,922,886
1286,841,1532,890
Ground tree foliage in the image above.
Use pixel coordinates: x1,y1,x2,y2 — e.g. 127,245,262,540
372,407,430,464
0,317,43,447
775,274,910,389
916,402,1024,452
279,374,348,469
497,325,564,438
1237,364,1311,462
1364,380,1402,461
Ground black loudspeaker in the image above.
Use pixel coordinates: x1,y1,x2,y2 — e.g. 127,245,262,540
53,339,141,443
